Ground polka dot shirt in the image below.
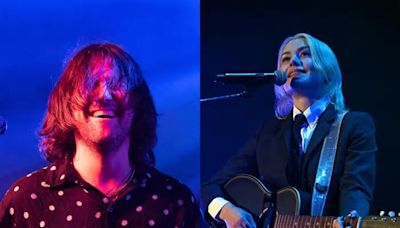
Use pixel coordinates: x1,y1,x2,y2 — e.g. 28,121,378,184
0,160,199,227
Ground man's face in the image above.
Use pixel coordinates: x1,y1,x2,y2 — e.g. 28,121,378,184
72,58,134,148
279,38,325,99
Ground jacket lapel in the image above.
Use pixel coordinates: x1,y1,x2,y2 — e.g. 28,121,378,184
279,112,293,158
302,104,337,170
276,114,293,187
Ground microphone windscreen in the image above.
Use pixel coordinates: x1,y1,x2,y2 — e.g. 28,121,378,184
0,116,7,135
274,70,287,86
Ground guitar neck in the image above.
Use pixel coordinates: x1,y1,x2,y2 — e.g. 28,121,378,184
273,215,400,228
274,214,337,228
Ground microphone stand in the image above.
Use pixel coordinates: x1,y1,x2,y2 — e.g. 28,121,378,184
200,90,248,103
200,82,265,103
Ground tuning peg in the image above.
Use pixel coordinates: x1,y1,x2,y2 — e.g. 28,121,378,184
347,210,359,218
388,211,395,218
379,211,385,217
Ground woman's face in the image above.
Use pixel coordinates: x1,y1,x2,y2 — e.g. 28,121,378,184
279,38,325,99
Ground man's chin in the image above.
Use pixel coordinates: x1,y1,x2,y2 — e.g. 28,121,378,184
94,133,117,143
80,133,117,148
75,125,130,150
88,137,121,152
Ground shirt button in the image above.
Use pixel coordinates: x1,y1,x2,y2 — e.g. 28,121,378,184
107,206,114,212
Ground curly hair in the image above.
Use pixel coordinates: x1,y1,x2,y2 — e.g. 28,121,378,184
39,43,157,167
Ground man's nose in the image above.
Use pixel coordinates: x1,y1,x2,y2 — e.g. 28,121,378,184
95,83,113,101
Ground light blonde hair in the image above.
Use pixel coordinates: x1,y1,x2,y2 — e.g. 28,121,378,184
274,33,346,118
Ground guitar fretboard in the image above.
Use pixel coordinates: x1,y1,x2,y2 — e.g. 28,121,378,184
274,214,337,228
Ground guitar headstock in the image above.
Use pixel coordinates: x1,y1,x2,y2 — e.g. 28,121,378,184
360,211,400,228
341,211,400,228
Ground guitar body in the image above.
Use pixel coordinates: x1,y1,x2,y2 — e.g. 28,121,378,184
221,174,400,228
223,174,301,227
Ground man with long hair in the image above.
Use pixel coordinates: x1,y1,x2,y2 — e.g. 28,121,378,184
0,43,199,227
202,33,376,227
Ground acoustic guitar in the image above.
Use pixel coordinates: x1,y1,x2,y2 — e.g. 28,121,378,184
222,174,399,228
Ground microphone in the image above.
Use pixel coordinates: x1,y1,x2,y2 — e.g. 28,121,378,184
215,70,287,86
0,115,7,135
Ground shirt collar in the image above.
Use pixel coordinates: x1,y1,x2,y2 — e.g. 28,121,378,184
44,159,82,188
292,96,330,128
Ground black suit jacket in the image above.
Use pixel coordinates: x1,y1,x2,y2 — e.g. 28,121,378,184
201,105,376,223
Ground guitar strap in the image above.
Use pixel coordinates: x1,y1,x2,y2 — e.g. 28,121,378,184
311,111,348,216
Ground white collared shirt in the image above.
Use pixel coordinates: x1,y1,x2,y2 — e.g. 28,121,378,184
207,97,331,221
292,96,330,153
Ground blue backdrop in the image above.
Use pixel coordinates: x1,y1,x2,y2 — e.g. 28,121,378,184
0,0,199,200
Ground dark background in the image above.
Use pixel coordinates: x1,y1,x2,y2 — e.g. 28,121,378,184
201,0,400,218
